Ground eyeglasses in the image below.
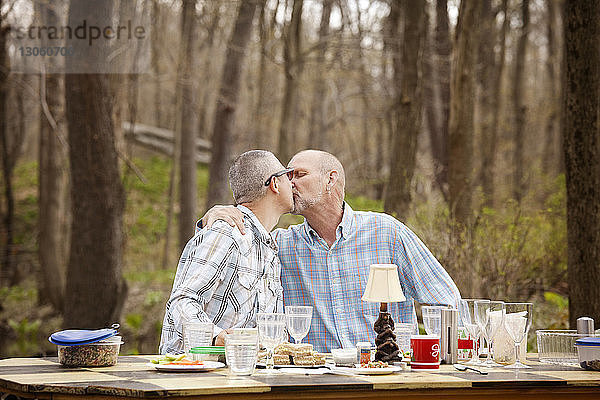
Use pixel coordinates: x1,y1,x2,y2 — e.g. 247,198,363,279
264,168,294,186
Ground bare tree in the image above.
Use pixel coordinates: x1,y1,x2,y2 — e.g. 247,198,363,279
178,0,199,249
563,0,600,327
254,0,273,149
63,0,127,328
151,0,163,127
37,0,68,311
278,0,303,163
481,0,508,208
0,1,16,286
207,0,259,208
307,0,333,150
512,0,530,203
448,0,481,224
542,0,562,177
384,0,425,219
432,0,450,200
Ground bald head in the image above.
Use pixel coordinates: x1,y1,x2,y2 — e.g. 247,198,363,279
291,150,346,190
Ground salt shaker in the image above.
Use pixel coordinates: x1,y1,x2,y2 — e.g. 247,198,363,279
440,308,458,364
577,317,595,335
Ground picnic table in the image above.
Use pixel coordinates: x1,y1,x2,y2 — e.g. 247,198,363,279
1,355,599,400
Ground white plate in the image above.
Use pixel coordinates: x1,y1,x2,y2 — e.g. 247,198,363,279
326,364,403,375
147,361,225,372
353,365,402,375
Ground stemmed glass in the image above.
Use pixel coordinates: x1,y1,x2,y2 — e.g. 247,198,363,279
285,306,313,344
459,299,487,365
257,313,286,372
422,305,446,336
503,302,533,369
475,300,505,367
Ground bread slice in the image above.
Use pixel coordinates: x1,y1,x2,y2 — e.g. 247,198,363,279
274,342,313,356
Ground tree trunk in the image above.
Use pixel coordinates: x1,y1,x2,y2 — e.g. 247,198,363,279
564,0,600,327
477,0,497,208
37,0,68,311
206,1,258,208
381,0,401,203
307,0,332,150
198,2,220,140
384,0,425,220
254,0,269,149
278,0,303,163
512,0,529,203
151,0,162,127
433,0,450,200
64,0,127,328
178,0,199,249
542,0,561,177
0,11,15,287
483,0,508,208
448,0,481,225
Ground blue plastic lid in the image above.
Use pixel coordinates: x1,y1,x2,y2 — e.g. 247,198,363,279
49,327,118,346
575,337,600,347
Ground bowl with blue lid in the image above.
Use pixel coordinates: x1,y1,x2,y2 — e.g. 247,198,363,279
49,324,123,367
574,337,600,370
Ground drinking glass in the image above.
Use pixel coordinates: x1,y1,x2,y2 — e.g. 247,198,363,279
503,302,533,369
422,306,446,336
225,328,259,375
285,306,313,344
459,299,487,365
475,300,505,367
257,313,286,372
182,322,213,353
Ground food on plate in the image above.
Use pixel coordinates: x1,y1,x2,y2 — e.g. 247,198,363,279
360,360,389,368
275,343,313,356
165,360,204,365
273,354,292,365
258,342,324,366
151,354,202,365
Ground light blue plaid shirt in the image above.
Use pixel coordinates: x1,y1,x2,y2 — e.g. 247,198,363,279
272,203,461,352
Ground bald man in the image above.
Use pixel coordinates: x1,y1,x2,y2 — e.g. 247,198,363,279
201,150,461,352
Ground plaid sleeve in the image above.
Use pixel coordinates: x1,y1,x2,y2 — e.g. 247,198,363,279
164,223,240,344
392,220,461,307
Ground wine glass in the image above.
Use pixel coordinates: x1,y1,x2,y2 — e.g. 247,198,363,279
459,299,487,365
503,302,533,369
257,313,286,372
285,306,313,344
475,300,505,367
422,305,446,336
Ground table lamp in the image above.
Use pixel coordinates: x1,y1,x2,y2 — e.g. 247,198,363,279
361,264,406,362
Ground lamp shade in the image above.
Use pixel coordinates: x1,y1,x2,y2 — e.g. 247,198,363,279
361,264,406,303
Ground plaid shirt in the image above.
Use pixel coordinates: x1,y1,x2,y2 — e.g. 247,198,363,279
160,206,283,354
273,203,461,352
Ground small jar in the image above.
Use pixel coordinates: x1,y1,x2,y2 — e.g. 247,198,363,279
356,341,372,364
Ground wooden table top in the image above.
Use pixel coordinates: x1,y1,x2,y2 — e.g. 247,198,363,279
1,355,599,400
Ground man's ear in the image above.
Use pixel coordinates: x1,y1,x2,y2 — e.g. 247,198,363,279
269,178,281,194
328,170,339,187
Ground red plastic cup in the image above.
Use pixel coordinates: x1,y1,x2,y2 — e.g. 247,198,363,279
411,335,440,369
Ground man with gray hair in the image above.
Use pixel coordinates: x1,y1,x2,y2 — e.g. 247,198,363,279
159,150,294,354
202,149,461,352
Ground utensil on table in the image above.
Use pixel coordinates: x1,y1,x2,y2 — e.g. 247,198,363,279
453,363,488,375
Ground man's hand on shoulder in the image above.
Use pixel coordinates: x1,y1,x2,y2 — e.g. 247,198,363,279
202,205,246,235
